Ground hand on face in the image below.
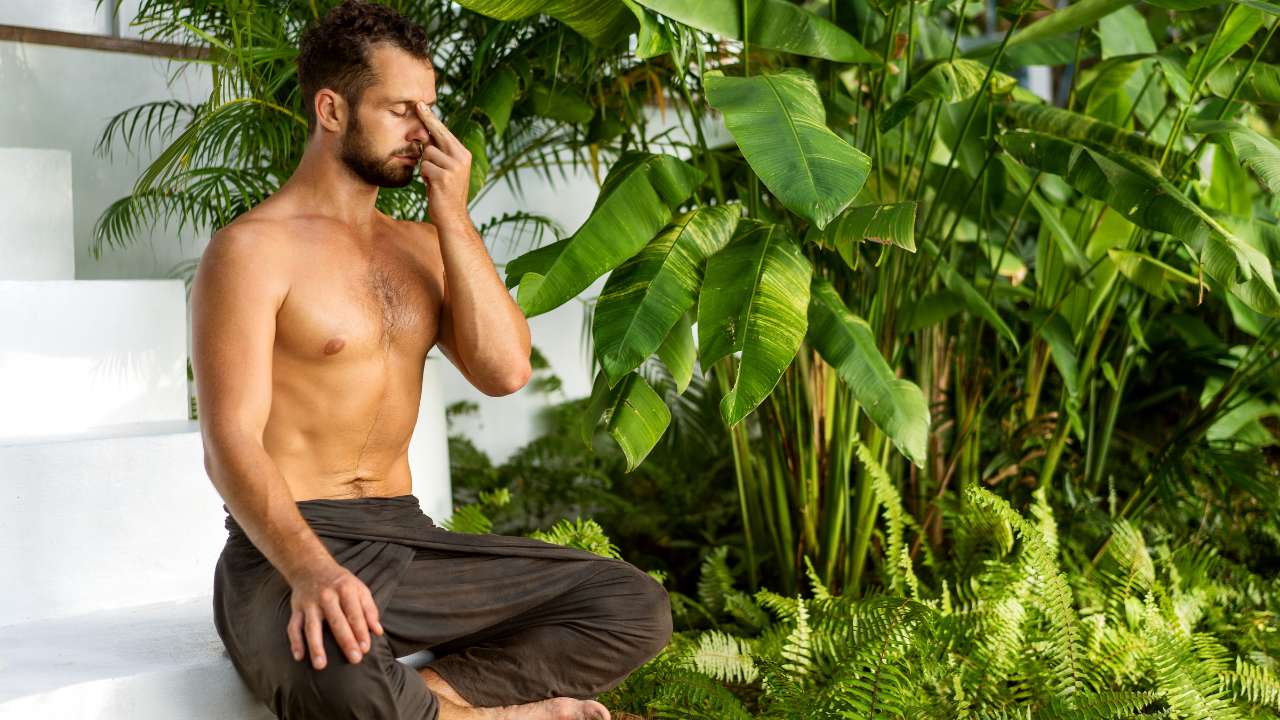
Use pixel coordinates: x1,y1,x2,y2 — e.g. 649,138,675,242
413,101,472,228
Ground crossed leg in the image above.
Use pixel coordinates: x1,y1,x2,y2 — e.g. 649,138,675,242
215,536,671,719
389,551,673,719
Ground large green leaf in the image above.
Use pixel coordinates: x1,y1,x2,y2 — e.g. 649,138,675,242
880,59,1018,133
634,0,880,63
997,130,1280,316
593,203,741,388
513,151,704,317
605,372,671,472
1206,60,1280,105
705,69,871,230
1108,248,1202,299
451,0,635,47
525,82,595,124
807,277,931,467
656,308,696,394
1098,6,1156,57
964,0,1137,57
1037,312,1081,399
620,0,674,59
1186,5,1267,83
1189,118,1280,195
804,202,918,270
698,219,813,426
504,237,568,289
579,368,671,471
1002,101,1183,168
455,118,489,203
472,66,519,138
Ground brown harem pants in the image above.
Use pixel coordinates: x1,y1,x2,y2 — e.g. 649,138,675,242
212,495,673,719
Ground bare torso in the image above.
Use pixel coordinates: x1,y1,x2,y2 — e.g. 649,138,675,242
225,200,445,501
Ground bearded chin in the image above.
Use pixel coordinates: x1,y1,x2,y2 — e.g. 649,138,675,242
339,125,415,189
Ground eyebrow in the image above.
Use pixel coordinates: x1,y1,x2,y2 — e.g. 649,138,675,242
390,98,436,107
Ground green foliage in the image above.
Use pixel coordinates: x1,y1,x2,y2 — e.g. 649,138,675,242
599,486,1280,720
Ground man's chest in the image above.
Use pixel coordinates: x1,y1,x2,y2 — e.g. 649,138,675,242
274,235,444,364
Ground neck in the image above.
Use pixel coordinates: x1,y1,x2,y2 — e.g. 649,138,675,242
278,138,382,231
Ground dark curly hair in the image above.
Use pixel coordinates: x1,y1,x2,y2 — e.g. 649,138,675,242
296,0,432,136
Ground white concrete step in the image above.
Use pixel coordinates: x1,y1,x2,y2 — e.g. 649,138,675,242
0,148,75,281
0,279,190,439
0,357,452,625
0,595,437,719
0,420,223,624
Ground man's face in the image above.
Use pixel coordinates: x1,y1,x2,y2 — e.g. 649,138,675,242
338,42,437,189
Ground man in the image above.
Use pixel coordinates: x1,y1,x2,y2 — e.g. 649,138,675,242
190,2,672,719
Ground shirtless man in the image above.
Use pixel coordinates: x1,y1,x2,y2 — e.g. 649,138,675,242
191,3,671,719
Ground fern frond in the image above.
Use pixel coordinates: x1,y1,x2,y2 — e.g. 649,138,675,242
1224,657,1280,710
967,486,1086,702
681,629,759,684
526,516,623,558
856,438,922,598
780,598,814,680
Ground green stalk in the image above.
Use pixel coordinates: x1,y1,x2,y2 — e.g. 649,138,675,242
715,356,757,590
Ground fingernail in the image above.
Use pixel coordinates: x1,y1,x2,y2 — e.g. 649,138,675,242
417,101,425,110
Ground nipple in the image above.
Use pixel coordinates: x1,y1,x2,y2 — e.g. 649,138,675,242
323,337,346,355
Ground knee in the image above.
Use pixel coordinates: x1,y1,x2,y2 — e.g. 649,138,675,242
274,646,404,718
613,562,674,664
248,616,411,718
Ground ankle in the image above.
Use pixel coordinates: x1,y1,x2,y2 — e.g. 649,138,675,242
420,666,473,708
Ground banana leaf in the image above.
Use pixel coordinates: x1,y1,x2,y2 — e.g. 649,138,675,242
998,130,1280,316
451,0,635,48
1188,118,1280,195
698,219,814,426
705,69,871,230
804,202,918,271
513,151,705,317
880,59,1018,133
593,203,741,387
656,308,696,394
579,368,671,471
807,276,931,466
634,0,880,64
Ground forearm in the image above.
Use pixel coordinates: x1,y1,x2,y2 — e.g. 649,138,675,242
436,217,532,384
204,433,334,584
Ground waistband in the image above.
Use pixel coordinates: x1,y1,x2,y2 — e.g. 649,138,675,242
222,494,434,540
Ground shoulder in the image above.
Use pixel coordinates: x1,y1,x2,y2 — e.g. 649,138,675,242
194,214,294,308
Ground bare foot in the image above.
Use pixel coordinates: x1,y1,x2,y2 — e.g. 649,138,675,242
436,695,610,720
421,666,610,720
488,697,611,720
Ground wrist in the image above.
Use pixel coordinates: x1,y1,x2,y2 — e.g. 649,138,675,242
431,213,472,236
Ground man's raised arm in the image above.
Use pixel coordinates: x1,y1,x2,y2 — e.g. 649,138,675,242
191,224,381,670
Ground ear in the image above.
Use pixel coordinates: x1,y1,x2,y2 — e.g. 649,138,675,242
315,89,346,134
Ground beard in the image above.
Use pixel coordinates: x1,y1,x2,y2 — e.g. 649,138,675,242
339,110,418,189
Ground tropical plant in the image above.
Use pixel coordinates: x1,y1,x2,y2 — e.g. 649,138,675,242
99,0,1280,614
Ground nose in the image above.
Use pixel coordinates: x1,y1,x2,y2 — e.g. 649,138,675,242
407,119,430,148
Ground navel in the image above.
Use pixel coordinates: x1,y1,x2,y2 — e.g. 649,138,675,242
323,337,346,355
